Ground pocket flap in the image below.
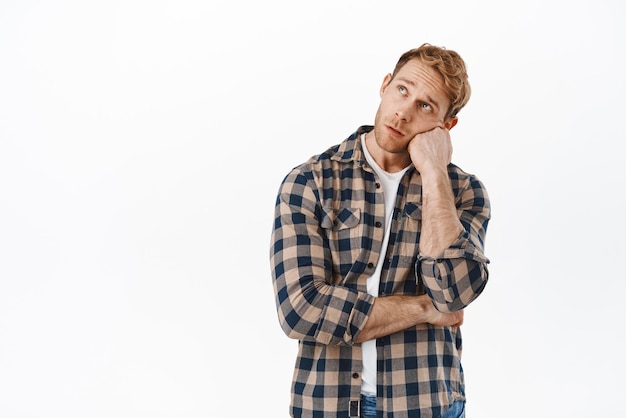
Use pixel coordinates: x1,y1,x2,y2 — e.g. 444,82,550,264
321,207,361,230
403,202,422,220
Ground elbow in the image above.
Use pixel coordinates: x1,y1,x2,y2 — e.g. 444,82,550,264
277,307,316,341
421,259,489,313
429,278,487,313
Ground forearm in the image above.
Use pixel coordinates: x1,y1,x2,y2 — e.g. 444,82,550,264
353,294,462,343
419,166,464,257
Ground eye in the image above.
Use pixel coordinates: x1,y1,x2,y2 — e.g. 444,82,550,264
398,86,408,95
420,102,432,111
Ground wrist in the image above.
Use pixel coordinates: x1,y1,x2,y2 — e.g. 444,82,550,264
418,163,448,183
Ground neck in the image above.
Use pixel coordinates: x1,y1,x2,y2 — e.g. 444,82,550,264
364,133,412,173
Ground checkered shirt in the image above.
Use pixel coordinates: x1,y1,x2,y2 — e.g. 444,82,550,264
270,126,490,417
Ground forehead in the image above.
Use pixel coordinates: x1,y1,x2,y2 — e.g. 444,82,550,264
393,59,448,102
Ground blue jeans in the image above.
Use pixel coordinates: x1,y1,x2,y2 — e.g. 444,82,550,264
442,400,465,418
359,395,465,418
360,394,376,417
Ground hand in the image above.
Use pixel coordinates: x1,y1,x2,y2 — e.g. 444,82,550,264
407,126,453,175
417,294,464,327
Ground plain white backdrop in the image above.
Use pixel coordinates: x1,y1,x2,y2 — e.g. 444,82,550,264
1,0,624,416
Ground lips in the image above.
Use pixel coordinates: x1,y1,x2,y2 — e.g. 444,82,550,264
385,125,404,138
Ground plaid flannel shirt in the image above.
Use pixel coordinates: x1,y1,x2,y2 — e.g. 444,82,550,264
270,126,490,417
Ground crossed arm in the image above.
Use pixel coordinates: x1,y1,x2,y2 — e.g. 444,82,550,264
354,294,463,343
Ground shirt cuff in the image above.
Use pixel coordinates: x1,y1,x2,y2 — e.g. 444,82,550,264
417,230,489,264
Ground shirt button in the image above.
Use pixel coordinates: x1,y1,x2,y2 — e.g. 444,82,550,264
352,373,359,379
375,221,382,228
367,263,374,269
375,183,381,189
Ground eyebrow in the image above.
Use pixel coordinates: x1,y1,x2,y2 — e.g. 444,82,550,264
396,77,441,110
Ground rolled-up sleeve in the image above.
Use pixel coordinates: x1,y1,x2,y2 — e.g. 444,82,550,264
270,167,375,346
416,173,491,313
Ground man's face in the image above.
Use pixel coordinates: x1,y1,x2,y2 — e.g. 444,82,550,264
373,59,455,155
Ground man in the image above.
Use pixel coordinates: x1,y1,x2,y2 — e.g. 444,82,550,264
270,43,490,418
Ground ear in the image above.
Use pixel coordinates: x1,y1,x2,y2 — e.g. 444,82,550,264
444,116,458,130
379,73,393,97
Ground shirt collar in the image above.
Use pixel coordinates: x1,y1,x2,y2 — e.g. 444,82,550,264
330,125,374,165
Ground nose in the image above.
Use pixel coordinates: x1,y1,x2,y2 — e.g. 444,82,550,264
395,103,412,122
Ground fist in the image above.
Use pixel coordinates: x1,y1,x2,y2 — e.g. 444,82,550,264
407,127,453,174
417,294,464,327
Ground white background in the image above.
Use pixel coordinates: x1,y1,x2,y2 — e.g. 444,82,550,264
1,0,625,416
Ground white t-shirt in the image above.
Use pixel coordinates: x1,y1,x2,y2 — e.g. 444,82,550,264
360,134,410,395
